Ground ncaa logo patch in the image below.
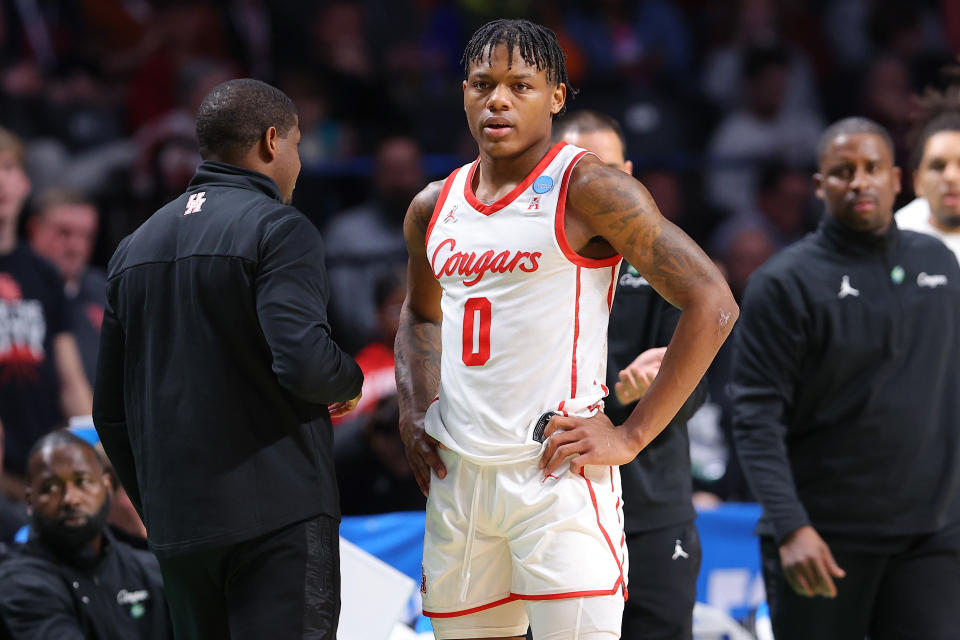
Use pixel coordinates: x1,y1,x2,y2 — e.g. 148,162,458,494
532,175,554,194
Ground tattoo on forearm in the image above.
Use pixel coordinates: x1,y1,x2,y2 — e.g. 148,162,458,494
395,311,441,423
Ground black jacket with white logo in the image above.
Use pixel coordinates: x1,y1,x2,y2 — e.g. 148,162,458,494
0,531,172,640
93,162,363,557
605,264,707,533
732,216,960,546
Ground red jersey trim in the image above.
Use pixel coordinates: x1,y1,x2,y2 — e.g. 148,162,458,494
511,583,624,601
607,265,617,311
424,168,460,250
423,582,628,618
580,468,626,591
423,595,516,618
554,151,623,268
463,142,567,216
571,266,581,398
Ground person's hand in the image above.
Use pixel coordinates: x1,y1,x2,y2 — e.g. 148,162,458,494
614,347,666,404
779,526,846,598
328,392,362,418
538,412,641,478
692,491,723,510
398,416,446,497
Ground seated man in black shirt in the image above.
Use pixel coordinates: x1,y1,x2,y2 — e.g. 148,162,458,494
0,430,171,639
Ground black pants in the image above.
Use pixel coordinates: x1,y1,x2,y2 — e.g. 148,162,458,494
621,520,701,640
156,515,340,640
760,522,960,640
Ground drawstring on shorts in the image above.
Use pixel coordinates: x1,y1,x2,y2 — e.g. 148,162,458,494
459,467,483,603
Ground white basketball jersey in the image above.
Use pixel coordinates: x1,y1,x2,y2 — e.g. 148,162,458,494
424,142,622,464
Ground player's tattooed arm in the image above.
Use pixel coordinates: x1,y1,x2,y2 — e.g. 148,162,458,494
540,159,738,477
395,180,447,496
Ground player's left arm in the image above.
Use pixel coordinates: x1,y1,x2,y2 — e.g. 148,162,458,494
52,332,93,417
541,158,737,476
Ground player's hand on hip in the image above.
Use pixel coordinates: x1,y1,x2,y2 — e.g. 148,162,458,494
328,392,363,419
538,412,640,478
614,346,666,404
778,525,846,598
398,417,446,497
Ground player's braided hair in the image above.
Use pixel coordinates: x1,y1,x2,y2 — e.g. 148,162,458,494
461,19,575,115
907,77,960,171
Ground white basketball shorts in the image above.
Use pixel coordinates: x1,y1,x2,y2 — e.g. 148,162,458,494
421,447,628,635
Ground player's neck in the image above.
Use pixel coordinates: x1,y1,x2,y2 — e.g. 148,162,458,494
474,138,556,201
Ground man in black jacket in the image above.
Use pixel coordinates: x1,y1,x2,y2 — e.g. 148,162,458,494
93,79,363,640
732,117,960,639
0,430,171,639
555,111,707,640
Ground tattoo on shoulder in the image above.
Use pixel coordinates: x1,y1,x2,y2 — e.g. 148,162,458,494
574,163,713,297
573,164,660,254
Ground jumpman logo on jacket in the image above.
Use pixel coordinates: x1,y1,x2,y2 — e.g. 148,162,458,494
672,539,689,560
838,275,860,299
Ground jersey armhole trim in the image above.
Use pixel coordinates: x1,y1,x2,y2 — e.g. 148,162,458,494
424,168,461,250
554,151,623,268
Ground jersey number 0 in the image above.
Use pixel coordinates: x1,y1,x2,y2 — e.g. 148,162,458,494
462,297,491,366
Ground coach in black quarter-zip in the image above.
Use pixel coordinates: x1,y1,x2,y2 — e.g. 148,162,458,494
92,79,363,640
732,117,960,640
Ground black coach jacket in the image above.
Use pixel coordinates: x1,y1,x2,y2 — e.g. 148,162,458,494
0,531,171,639
93,161,363,557
732,216,960,546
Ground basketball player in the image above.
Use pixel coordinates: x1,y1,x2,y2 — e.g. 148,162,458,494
395,19,738,640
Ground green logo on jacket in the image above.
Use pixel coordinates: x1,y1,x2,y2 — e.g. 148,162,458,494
891,266,905,284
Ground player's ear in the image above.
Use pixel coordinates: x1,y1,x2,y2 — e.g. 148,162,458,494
101,468,115,492
262,126,279,162
550,83,566,116
624,160,633,176
813,172,825,200
892,165,902,196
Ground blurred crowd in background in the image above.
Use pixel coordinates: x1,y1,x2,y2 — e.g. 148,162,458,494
1,0,958,525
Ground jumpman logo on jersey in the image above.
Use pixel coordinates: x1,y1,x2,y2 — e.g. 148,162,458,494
443,205,458,224
184,192,206,215
838,275,860,299
672,539,689,560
